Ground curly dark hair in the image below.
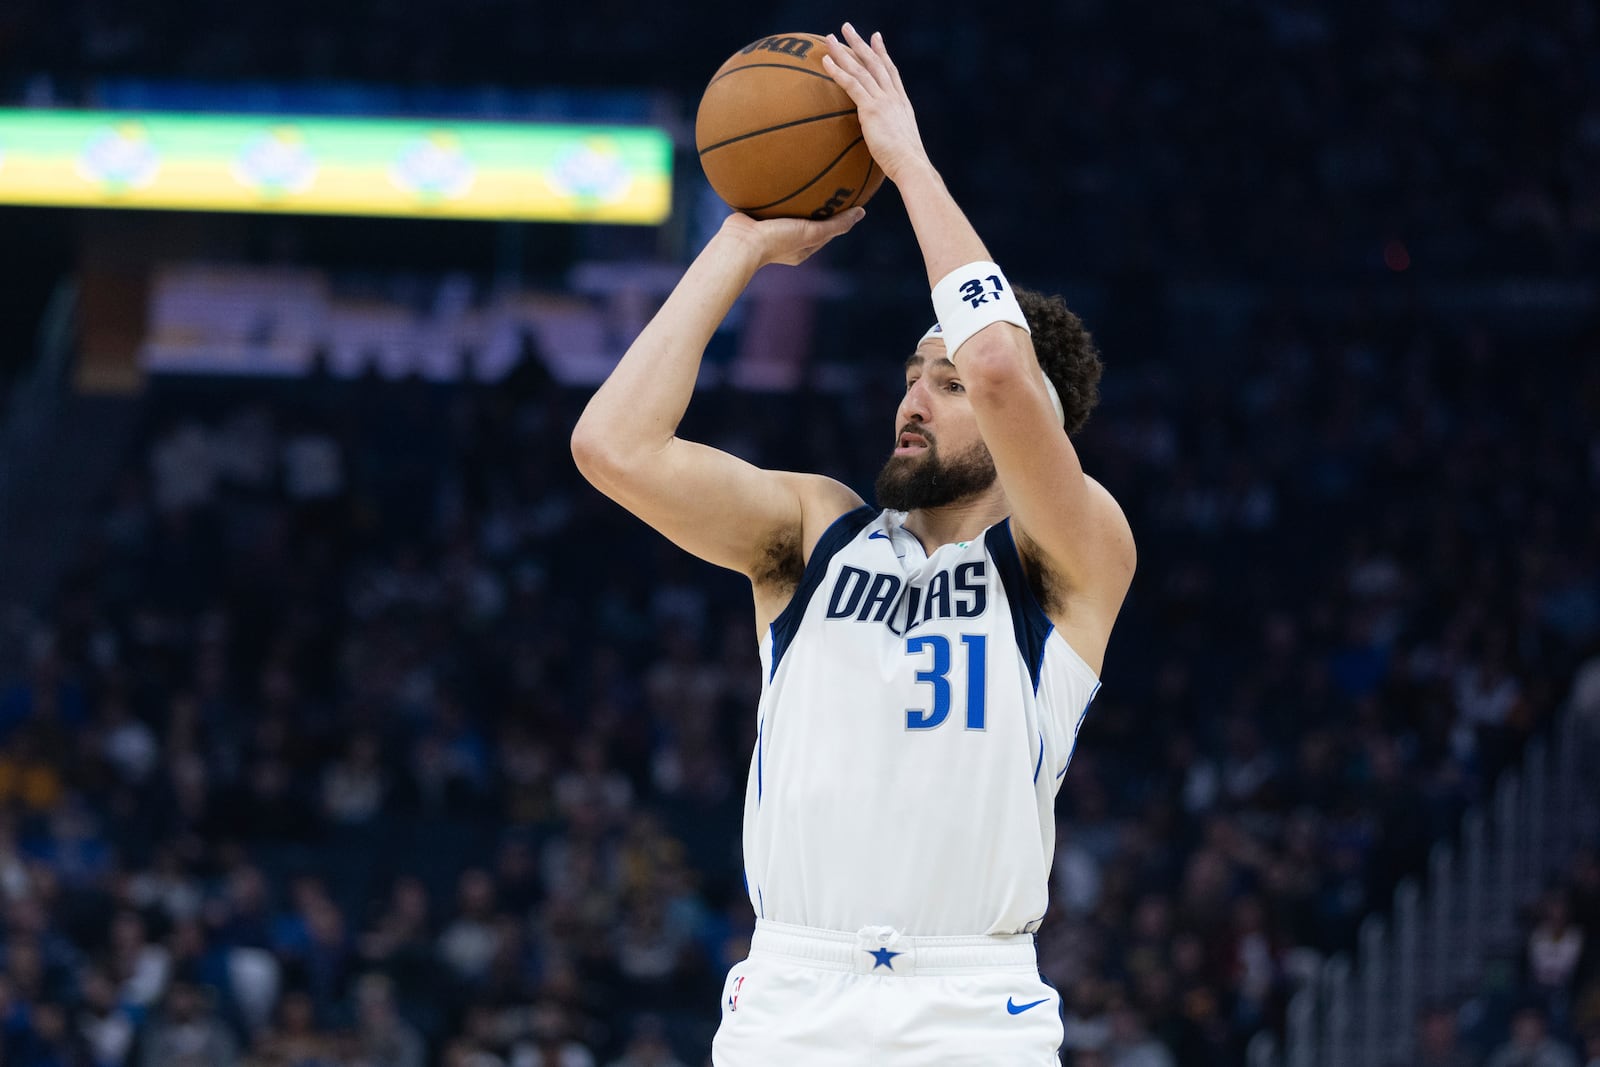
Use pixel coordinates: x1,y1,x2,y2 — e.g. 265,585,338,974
1015,286,1102,436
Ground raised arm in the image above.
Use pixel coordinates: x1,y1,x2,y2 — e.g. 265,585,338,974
824,25,1135,658
571,211,866,613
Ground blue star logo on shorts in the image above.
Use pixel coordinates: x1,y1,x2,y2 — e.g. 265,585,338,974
867,947,902,970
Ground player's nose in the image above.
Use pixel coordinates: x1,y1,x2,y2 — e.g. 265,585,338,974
899,379,932,422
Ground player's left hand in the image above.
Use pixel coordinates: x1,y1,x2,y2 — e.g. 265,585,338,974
720,207,867,267
823,23,931,186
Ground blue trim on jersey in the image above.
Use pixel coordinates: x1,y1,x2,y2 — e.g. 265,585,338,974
767,505,879,681
757,884,765,918
1053,681,1102,780
983,519,1053,693
1031,730,1045,784
756,718,764,804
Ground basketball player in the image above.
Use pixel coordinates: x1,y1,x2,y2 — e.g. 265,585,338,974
571,23,1134,1066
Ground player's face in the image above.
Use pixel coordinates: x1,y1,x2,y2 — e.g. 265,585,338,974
873,341,997,510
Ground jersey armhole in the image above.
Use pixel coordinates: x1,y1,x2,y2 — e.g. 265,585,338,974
767,505,879,680
984,518,1057,693
986,518,1103,690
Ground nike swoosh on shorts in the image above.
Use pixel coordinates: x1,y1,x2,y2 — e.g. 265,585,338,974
1006,997,1049,1015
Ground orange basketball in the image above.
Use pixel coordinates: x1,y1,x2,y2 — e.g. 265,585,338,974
695,33,885,221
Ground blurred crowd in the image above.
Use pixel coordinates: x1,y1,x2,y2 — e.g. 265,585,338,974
0,0,1592,1063
1027,296,1599,1064
1411,842,1600,1067
0,284,1594,1066
1,0,1597,276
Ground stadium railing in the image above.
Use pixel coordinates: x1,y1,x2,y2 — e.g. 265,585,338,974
1271,689,1597,1065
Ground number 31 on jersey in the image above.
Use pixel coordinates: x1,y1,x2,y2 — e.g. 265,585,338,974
905,634,986,730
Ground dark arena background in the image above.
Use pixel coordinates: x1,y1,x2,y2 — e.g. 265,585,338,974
0,3,1598,1066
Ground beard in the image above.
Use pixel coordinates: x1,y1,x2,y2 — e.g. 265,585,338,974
874,431,998,511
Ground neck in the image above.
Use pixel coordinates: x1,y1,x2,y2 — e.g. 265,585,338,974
899,486,1010,554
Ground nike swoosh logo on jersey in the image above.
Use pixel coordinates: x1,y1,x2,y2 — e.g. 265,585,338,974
868,530,891,540
1006,997,1049,1015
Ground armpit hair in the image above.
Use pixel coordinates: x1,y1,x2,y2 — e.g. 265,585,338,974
752,525,804,598
1015,527,1065,614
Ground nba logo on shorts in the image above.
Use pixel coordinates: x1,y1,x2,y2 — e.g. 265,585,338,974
727,975,745,1012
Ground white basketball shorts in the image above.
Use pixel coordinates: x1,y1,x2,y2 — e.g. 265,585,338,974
712,921,1063,1066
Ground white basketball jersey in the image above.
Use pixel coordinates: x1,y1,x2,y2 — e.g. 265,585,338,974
743,506,1101,937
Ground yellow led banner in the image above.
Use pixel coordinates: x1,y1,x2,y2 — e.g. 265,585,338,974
0,109,673,223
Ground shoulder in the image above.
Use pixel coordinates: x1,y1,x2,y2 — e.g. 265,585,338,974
1014,475,1134,590
1079,474,1135,557
1010,475,1133,673
751,474,866,602
791,475,870,559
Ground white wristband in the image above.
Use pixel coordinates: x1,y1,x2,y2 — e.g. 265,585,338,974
922,262,1063,425
929,260,1030,362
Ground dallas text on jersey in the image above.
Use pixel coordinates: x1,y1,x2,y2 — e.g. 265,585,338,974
823,560,988,637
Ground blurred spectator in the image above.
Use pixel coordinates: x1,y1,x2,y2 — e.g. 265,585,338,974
1054,824,1103,918
605,1016,686,1067
15,1000,79,1067
248,989,336,1066
322,733,387,826
438,869,503,983
1107,999,1175,1067
1486,1005,1580,1067
555,738,632,829
127,846,204,923
1407,1004,1474,1067
1063,978,1111,1054
109,910,170,1010
139,981,238,1067
443,1038,505,1067
353,973,424,1067
97,693,159,785
360,876,435,979
75,966,137,1067
613,895,689,987
1529,889,1588,1025
504,1001,595,1067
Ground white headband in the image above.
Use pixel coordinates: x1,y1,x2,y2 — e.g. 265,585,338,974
917,323,1066,426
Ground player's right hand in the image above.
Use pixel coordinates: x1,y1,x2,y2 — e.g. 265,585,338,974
822,24,930,186
721,207,866,267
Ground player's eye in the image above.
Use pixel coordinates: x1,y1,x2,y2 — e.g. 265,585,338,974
904,377,918,392
947,380,965,394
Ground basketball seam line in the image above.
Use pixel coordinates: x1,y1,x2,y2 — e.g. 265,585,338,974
696,109,859,156
844,151,876,212
736,135,864,213
707,62,836,89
